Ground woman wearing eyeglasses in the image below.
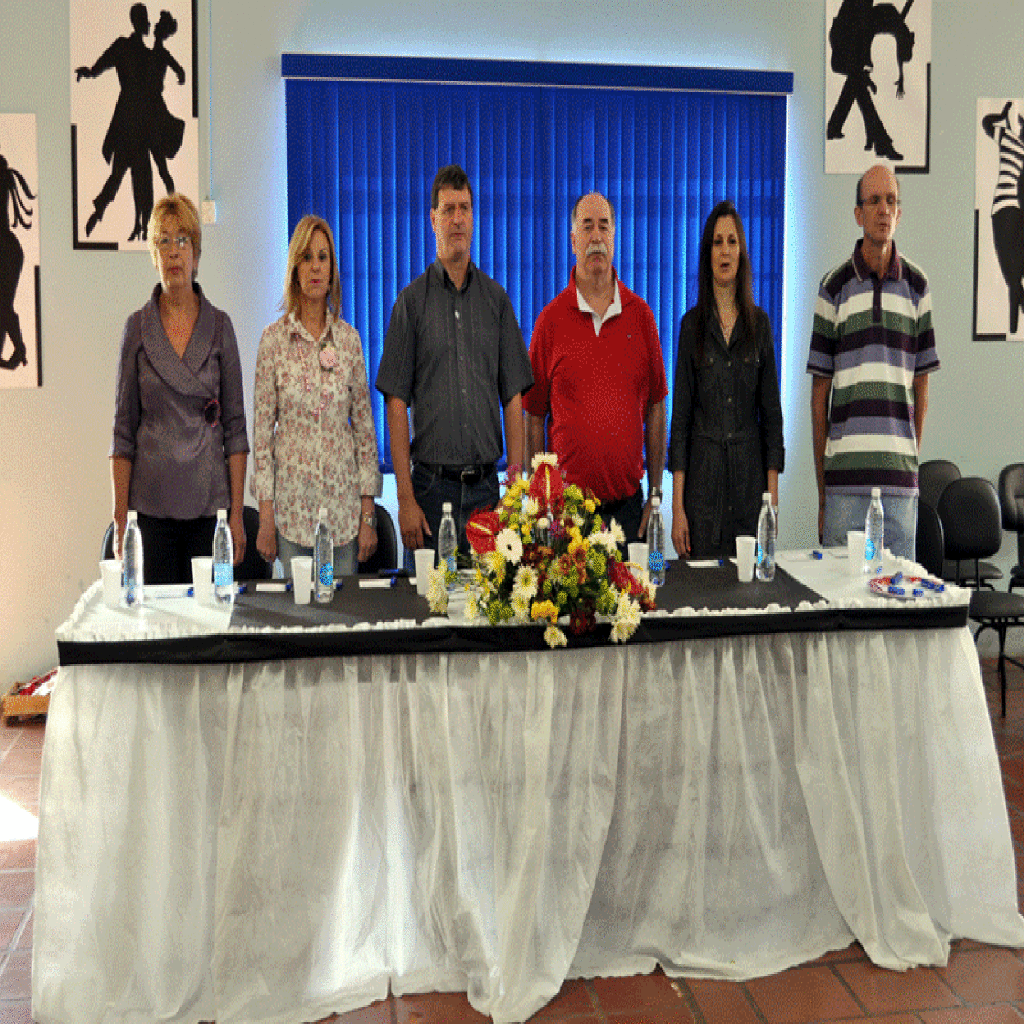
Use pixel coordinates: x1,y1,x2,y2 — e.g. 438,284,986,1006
252,214,380,576
110,192,249,583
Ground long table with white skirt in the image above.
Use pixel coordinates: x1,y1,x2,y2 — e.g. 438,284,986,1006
32,552,1024,1024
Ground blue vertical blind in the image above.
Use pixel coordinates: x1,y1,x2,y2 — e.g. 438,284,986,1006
283,56,792,471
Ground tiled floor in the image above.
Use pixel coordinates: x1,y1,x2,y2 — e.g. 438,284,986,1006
4,660,1024,1024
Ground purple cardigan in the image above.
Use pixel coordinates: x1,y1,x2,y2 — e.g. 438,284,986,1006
111,284,250,519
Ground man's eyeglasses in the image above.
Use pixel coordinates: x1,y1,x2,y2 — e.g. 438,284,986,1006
155,234,192,251
859,195,900,210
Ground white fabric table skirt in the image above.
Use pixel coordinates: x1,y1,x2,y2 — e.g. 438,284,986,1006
33,626,1024,1024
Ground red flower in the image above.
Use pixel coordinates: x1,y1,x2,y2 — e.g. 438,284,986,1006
529,462,564,513
466,507,501,554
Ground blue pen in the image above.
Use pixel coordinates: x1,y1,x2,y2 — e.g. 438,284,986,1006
811,550,824,559
887,585,906,596
891,571,903,585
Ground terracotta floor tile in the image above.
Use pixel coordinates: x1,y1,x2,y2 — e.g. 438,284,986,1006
335,1000,393,1024
0,779,39,812
0,872,33,910
0,998,36,1024
0,951,32,1000
604,1010,692,1024
591,970,689,1015
393,991,489,1024
0,747,41,776
936,947,1024,1004
920,1008,1024,1024
684,978,763,1024
745,965,862,1022
807,943,868,965
530,979,597,1018
0,909,23,949
15,910,31,950
0,843,35,872
833,960,958,1015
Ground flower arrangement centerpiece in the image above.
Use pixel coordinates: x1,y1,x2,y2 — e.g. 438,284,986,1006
427,454,656,648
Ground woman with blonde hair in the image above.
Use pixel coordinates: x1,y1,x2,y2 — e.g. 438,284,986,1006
110,192,249,582
253,214,381,575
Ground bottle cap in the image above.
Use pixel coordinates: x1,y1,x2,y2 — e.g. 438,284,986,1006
763,491,771,501
127,509,137,522
442,502,453,514
871,487,881,498
651,496,661,508
217,508,227,520
319,506,328,519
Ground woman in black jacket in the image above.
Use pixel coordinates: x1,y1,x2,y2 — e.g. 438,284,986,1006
668,200,784,558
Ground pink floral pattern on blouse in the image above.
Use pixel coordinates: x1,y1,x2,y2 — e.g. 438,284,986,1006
253,312,381,547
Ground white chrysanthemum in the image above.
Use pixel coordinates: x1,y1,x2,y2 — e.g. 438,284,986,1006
544,624,568,648
608,519,626,545
427,567,449,614
496,527,523,565
513,565,538,600
592,530,619,556
511,592,532,622
532,452,559,470
610,591,641,643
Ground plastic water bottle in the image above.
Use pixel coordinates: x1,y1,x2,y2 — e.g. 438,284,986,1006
437,502,458,589
212,508,234,603
755,492,777,582
865,487,885,574
647,495,665,586
313,506,334,603
121,509,144,607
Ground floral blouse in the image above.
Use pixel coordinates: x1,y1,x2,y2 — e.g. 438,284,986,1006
253,311,381,547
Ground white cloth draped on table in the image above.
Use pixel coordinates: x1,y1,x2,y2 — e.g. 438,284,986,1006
33,627,1024,1024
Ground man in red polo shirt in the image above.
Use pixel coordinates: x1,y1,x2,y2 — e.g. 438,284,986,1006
524,191,667,542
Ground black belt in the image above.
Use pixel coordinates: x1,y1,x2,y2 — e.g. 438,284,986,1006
418,461,495,485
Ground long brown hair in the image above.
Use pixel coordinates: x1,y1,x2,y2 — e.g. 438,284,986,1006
694,200,756,363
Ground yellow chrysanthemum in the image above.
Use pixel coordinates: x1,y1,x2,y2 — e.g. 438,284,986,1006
531,599,559,624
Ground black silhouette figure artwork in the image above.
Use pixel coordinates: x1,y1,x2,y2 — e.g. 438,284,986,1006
0,146,35,371
982,101,1024,336
75,3,187,242
826,0,916,162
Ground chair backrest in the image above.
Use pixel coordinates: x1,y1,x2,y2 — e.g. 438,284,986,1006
914,501,945,577
236,505,274,581
999,463,1024,567
937,477,1003,565
100,522,115,561
918,459,961,510
358,502,399,573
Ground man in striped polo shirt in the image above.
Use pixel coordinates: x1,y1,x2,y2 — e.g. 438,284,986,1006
808,163,940,561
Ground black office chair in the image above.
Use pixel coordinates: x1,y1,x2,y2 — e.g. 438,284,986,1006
358,503,399,573
999,463,1024,594
914,501,945,578
938,477,1024,717
919,459,961,512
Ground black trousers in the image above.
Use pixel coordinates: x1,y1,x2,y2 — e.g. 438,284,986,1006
136,513,218,586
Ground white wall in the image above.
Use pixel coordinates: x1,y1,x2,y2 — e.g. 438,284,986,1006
1,0,1021,680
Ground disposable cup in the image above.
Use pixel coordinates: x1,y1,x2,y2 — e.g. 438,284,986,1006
100,559,122,607
414,548,434,596
627,542,648,570
191,556,213,604
847,530,867,573
735,535,756,582
291,556,313,604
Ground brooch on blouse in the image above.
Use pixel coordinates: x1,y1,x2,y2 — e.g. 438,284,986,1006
204,398,221,426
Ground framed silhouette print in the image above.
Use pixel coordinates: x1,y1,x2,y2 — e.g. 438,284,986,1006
0,113,41,389
824,0,931,174
974,97,1024,342
70,0,199,251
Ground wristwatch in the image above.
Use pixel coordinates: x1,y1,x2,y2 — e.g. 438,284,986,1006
362,512,376,528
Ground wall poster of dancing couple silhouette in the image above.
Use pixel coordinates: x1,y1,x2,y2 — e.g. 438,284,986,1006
70,0,198,251
974,98,1024,342
0,114,41,389
824,0,931,174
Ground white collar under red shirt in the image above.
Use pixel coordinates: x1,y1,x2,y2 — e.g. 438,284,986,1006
575,277,622,336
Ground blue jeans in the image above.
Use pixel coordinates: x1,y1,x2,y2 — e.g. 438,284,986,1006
823,492,918,562
277,533,357,577
411,464,500,560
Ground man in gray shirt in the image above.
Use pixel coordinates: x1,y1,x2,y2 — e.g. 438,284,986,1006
376,164,533,555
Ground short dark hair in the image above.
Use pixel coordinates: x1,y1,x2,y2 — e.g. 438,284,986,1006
571,192,616,231
431,165,473,210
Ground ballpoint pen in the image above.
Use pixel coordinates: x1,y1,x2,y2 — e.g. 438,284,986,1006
811,550,824,559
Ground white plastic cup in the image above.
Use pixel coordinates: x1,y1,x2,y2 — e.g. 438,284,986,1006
735,535,756,582
191,556,213,604
291,556,313,604
847,530,867,574
414,548,434,596
100,559,122,607
627,542,648,569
